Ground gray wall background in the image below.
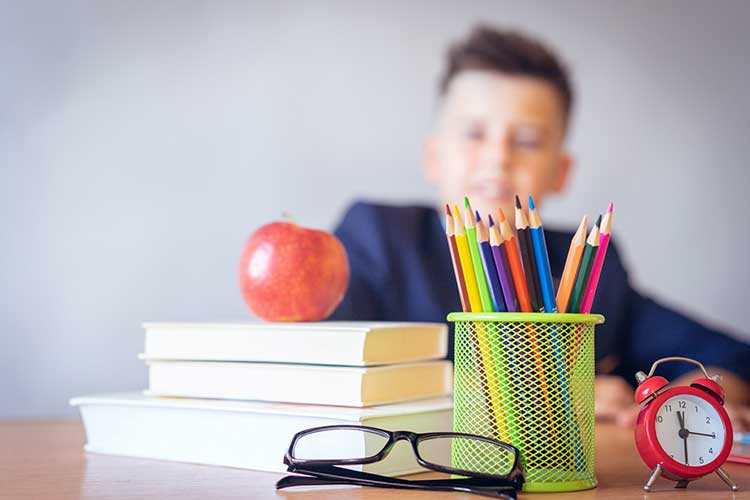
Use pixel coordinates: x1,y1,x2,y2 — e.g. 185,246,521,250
2,0,749,417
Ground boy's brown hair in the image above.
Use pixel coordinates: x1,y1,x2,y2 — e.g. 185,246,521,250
439,25,574,125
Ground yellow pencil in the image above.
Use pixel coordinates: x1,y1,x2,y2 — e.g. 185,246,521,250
452,204,482,313
453,203,508,440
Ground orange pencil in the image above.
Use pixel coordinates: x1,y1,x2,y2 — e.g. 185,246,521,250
499,210,554,437
497,208,532,313
445,204,470,312
556,215,588,314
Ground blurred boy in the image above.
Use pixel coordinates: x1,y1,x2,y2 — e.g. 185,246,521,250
330,26,750,428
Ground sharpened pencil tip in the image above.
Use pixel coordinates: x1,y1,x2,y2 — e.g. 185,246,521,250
595,214,603,227
452,204,460,217
607,201,614,213
474,210,481,223
488,214,495,227
445,203,451,216
576,215,588,236
497,207,506,222
464,196,470,208
528,195,536,211
514,194,522,209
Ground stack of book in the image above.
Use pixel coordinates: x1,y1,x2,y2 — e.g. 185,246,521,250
72,321,454,475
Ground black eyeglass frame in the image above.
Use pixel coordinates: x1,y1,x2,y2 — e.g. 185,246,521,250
277,463,521,499
283,424,524,483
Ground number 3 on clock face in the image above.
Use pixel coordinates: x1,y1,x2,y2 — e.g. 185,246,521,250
654,394,726,467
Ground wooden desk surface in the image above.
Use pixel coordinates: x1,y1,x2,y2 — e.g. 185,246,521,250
0,420,747,499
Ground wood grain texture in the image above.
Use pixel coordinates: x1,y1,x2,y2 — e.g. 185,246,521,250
0,420,747,499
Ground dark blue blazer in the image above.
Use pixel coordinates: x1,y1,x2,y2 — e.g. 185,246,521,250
330,202,750,383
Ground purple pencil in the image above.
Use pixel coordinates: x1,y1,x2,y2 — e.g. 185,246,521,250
489,215,519,312
475,211,507,312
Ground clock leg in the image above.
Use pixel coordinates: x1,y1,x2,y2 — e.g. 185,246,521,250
674,479,689,489
715,467,739,491
643,464,662,492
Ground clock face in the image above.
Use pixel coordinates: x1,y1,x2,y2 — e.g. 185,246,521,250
654,393,726,468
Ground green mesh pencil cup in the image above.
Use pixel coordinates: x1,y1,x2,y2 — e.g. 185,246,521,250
448,312,605,492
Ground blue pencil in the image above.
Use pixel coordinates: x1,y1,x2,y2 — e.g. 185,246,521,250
476,211,507,312
528,196,585,470
527,196,558,313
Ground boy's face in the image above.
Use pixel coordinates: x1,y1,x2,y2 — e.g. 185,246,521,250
423,70,572,221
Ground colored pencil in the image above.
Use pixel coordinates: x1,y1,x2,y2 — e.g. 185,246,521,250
528,196,586,470
464,197,493,312
497,208,532,313
495,211,554,437
488,215,517,312
452,204,482,313
473,325,511,442
479,210,521,446
456,203,508,440
556,215,588,314
568,214,602,313
445,204,469,312
580,203,613,314
527,195,557,313
476,212,507,312
490,212,529,445
514,195,544,312
468,320,501,439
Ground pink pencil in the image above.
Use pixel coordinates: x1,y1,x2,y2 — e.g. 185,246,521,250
580,202,613,314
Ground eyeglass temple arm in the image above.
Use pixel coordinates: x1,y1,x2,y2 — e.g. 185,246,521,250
278,465,519,490
281,464,420,487
277,474,517,499
277,472,516,489
277,475,349,489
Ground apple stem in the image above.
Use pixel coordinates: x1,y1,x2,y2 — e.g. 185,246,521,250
281,212,296,224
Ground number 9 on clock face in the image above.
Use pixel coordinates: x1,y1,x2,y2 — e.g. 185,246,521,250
654,394,726,467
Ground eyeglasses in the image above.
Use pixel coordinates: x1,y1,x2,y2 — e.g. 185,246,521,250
275,425,524,499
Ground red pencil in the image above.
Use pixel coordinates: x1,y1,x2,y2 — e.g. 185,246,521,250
497,208,532,313
445,204,470,312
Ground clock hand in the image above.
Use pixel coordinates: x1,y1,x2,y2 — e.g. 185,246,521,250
677,411,689,465
687,431,715,438
683,432,689,465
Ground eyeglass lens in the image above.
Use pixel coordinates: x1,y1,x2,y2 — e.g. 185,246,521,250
418,435,516,476
292,428,390,461
293,428,515,477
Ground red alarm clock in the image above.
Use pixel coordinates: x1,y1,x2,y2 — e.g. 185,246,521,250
633,357,738,492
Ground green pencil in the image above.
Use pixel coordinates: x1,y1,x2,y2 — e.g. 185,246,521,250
568,214,602,313
464,197,493,312
463,196,520,449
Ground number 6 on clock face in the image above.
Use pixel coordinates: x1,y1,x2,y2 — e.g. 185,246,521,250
654,394,726,467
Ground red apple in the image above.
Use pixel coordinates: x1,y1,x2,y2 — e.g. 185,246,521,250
239,221,350,322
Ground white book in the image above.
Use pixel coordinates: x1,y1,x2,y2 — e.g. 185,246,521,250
71,392,453,476
141,321,447,366
145,359,453,407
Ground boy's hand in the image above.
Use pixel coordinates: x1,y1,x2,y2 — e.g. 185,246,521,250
725,404,750,432
594,372,750,432
595,375,639,427
672,367,750,432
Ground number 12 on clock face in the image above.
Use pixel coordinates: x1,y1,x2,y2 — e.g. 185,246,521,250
654,394,726,467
